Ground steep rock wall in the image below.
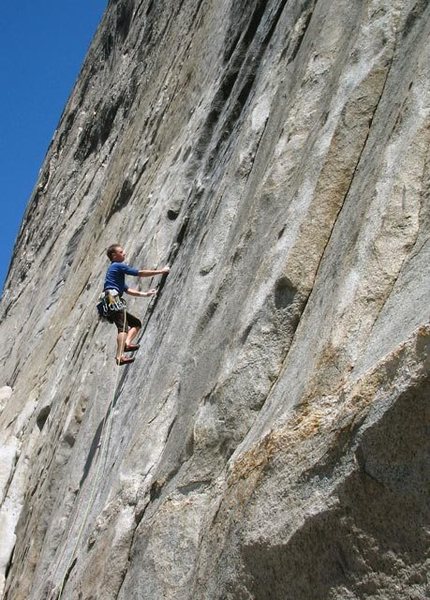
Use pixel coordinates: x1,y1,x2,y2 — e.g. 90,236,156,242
0,0,429,598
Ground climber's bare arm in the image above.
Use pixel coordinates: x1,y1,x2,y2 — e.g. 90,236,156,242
126,288,157,297
137,266,170,277
126,267,169,297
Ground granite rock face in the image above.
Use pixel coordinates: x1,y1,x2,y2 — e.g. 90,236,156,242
1,0,429,598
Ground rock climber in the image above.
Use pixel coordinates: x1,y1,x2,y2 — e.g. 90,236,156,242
103,244,170,365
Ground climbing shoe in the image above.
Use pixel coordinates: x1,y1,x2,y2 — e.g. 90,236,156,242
116,356,135,366
124,343,140,352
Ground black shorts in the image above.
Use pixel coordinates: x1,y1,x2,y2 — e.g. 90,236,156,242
107,310,142,333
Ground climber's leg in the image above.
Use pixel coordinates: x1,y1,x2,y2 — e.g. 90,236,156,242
124,313,142,351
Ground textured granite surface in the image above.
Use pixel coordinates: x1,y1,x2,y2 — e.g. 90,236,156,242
0,0,429,598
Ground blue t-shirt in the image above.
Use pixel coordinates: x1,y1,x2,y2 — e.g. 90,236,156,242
104,262,139,295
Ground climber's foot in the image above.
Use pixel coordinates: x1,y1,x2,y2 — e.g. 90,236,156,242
116,355,135,366
124,343,140,352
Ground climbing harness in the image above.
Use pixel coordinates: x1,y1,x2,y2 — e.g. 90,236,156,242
96,289,127,318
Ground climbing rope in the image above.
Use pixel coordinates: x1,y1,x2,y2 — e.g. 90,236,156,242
30,282,107,599
51,223,186,597
54,260,170,597
55,308,128,599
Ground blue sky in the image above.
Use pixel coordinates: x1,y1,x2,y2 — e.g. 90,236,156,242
0,1,107,293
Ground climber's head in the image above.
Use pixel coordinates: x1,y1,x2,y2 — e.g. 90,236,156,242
107,244,126,262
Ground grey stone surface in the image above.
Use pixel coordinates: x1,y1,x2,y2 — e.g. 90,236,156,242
0,0,429,598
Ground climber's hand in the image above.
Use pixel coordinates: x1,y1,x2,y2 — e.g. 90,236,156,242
145,288,158,297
